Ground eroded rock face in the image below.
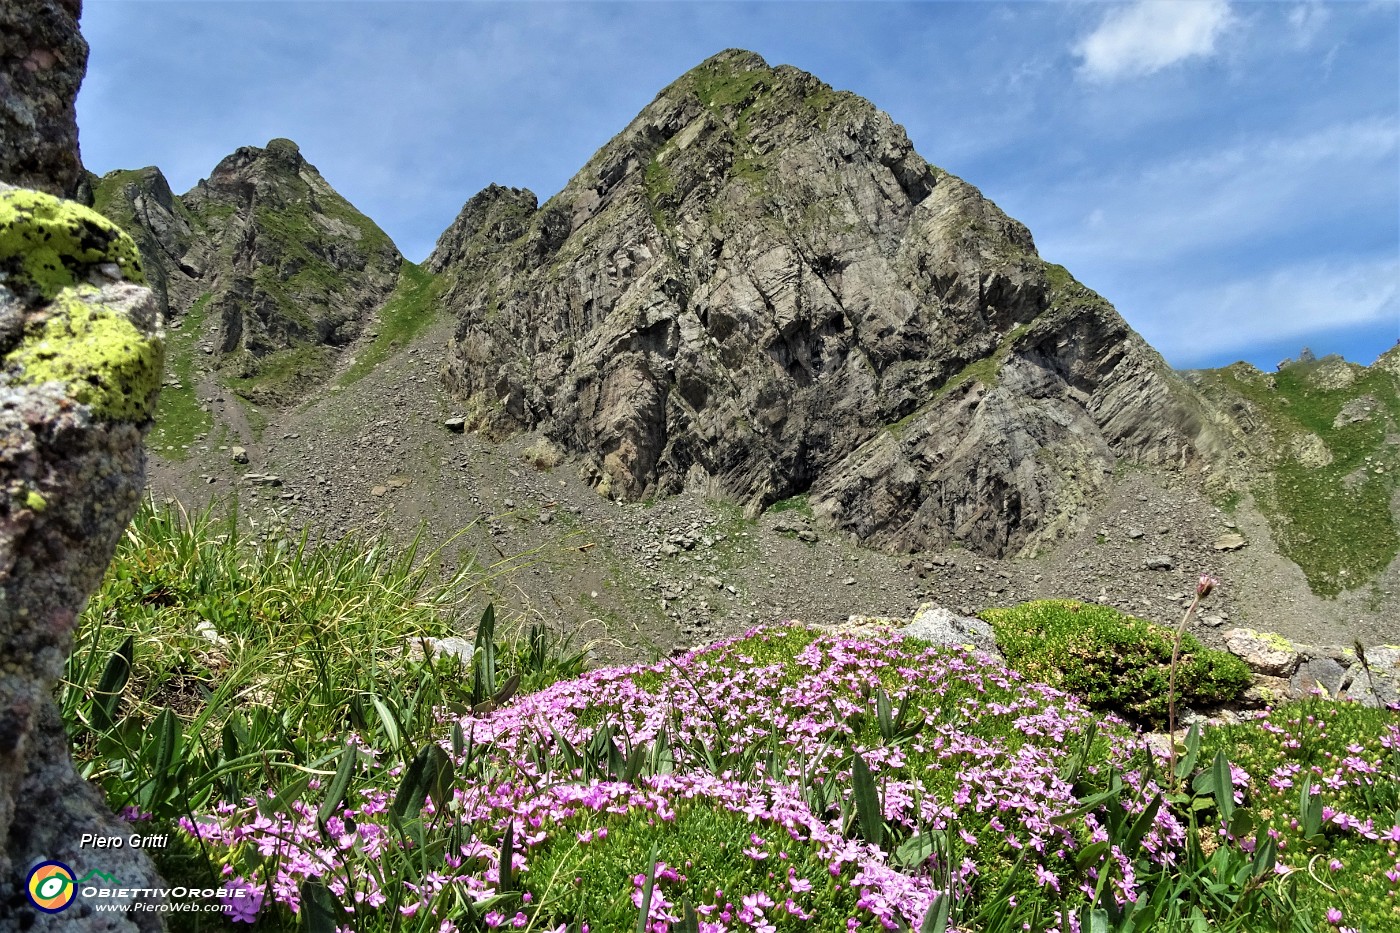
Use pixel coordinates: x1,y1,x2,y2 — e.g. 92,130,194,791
85,165,200,321
0,0,87,199
0,185,165,928
434,49,1232,557
90,139,402,405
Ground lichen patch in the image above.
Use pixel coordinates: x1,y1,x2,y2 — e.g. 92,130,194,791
0,188,146,301
7,286,163,422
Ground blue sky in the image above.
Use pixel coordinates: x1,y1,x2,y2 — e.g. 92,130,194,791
77,1,1398,370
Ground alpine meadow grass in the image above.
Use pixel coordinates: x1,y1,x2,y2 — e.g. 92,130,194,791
60,502,1399,932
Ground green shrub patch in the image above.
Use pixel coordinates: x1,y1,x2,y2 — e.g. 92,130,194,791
981,600,1252,727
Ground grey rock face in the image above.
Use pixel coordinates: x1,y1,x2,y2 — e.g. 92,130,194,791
0,0,87,199
434,49,1232,557
1,189,165,928
86,166,200,320
1340,645,1400,709
900,603,999,658
90,139,402,407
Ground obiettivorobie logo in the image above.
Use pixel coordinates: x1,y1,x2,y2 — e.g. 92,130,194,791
24,860,258,920
25,862,122,913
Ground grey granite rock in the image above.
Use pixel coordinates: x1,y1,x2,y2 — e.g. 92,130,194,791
0,0,87,199
900,602,1000,658
432,49,1235,559
0,186,166,929
1339,645,1400,709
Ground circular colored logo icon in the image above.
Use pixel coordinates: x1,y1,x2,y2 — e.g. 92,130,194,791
26,861,76,913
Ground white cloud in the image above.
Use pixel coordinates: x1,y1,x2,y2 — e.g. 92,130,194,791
1141,255,1400,362
1041,117,1400,267
1076,0,1236,81
1287,1,1330,46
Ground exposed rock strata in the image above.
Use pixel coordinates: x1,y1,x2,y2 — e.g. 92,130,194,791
0,0,87,199
433,49,1234,557
86,165,199,321
0,185,165,929
89,139,402,405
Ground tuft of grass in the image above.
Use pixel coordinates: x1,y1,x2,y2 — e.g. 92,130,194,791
981,599,1252,728
226,344,335,407
767,493,814,520
63,499,583,835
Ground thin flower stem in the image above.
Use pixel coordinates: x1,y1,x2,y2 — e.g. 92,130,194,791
1169,575,1217,786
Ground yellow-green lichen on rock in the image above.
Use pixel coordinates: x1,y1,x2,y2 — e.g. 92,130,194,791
7,285,164,422
0,188,145,300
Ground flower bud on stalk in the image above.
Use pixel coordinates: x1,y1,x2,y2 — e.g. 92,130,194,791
1169,573,1219,785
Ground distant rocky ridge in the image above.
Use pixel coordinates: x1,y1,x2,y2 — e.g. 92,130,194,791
88,139,402,404
86,48,1397,599
428,49,1238,558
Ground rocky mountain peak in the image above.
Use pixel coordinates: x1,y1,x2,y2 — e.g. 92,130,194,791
426,183,538,274
89,138,404,406
431,50,1232,558
89,164,198,319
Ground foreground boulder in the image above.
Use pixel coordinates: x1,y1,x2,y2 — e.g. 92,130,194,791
0,0,88,200
0,185,166,927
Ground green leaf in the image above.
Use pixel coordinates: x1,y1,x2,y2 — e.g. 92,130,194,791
499,820,516,893
550,723,581,772
1228,808,1254,841
919,892,951,933
1210,751,1235,825
1175,722,1203,782
635,843,660,933
368,694,402,752
1075,840,1111,873
1050,784,1125,826
150,707,180,777
1299,776,1322,838
452,721,465,759
893,832,940,870
392,742,449,821
92,635,134,732
675,902,700,933
492,671,522,707
1252,834,1278,878
300,879,344,933
851,751,884,848
1123,793,1163,858
258,773,311,819
472,603,498,704
876,688,894,743
318,739,358,828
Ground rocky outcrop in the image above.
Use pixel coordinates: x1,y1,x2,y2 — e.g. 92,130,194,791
1217,624,1400,710
0,186,165,927
87,166,200,321
90,139,403,405
433,49,1233,557
0,0,87,199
